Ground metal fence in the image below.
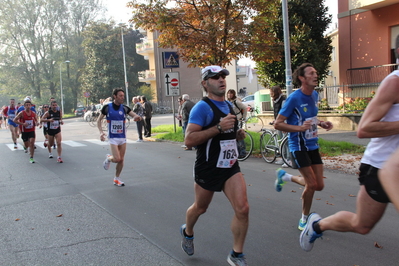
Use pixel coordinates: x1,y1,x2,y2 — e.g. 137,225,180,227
318,83,378,109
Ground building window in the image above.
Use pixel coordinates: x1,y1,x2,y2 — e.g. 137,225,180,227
332,47,336,62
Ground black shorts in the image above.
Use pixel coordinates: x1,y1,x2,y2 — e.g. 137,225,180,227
48,127,61,136
21,131,35,142
43,126,48,136
291,149,323,169
194,162,241,192
358,163,390,203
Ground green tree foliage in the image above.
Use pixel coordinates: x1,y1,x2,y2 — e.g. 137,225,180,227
0,0,102,109
128,0,279,67
80,22,148,103
256,0,332,87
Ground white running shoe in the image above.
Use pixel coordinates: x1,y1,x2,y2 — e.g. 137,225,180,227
113,178,125,186
300,213,323,252
103,154,111,170
49,153,53,158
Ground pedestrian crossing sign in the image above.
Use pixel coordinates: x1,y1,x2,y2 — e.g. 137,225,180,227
162,52,179,68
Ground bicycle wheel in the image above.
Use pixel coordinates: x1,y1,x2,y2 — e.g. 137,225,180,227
245,116,264,132
280,137,293,168
260,130,278,163
237,131,253,161
89,116,97,127
125,117,130,129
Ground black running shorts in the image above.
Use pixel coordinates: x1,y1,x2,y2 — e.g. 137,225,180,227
358,163,390,203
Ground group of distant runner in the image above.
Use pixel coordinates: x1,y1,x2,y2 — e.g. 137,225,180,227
2,96,64,163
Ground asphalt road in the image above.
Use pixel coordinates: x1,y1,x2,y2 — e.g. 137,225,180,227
0,114,396,265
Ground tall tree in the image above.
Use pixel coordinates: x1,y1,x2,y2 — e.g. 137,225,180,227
0,0,101,108
256,0,332,87
128,0,279,67
80,22,148,103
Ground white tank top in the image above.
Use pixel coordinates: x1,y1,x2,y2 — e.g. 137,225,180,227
361,70,399,168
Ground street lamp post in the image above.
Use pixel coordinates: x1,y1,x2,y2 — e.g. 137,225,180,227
119,23,129,104
59,60,70,116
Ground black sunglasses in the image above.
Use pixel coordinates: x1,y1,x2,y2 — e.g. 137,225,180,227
207,73,226,80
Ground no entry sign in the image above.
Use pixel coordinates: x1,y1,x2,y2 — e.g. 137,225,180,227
164,72,180,96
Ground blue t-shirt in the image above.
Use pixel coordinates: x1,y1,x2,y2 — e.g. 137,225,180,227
17,105,36,113
279,89,319,152
189,99,232,127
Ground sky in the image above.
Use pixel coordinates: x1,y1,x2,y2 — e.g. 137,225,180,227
104,0,338,66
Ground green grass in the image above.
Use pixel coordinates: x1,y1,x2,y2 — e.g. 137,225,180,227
152,124,184,142
152,124,366,157
63,113,75,118
319,138,365,157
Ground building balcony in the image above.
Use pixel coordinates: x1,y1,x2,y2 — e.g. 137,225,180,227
136,42,154,55
138,70,156,82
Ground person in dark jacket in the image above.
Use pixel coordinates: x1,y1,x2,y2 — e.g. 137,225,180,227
141,96,152,137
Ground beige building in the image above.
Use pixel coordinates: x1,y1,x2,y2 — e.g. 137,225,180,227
324,28,340,86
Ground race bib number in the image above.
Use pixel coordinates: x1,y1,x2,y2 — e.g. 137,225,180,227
50,120,59,130
111,120,124,134
304,117,318,139
25,119,34,129
217,140,238,168
8,114,15,120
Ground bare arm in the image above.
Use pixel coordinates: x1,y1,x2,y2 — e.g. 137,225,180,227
357,76,399,138
127,110,141,121
97,113,107,141
185,113,236,147
274,114,311,132
40,111,51,122
13,112,23,125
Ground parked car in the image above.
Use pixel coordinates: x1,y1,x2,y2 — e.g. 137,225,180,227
241,95,255,109
74,107,86,117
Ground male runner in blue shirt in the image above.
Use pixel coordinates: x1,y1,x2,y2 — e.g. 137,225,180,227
274,63,333,231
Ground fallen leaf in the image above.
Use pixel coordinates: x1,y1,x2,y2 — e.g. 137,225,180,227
291,190,296,193
15,218,20,221
349,194,356,197
316,198,321,200
56,214,63,217
330,195,334,198
374,242,383,249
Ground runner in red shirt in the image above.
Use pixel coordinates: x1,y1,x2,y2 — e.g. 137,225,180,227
13,100,38,163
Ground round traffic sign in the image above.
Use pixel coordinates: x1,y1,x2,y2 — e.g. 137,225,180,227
171,78,179,87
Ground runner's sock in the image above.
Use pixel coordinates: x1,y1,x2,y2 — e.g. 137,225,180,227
313,221,323,234
301,214,308,222
183,228,193,238
282,173,293,182
232,250,243,257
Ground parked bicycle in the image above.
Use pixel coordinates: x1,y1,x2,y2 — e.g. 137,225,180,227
237,120,254,161
243,105,264,132
259,125,292,167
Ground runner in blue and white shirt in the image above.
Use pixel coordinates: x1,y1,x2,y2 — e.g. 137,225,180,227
274,63,333,231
